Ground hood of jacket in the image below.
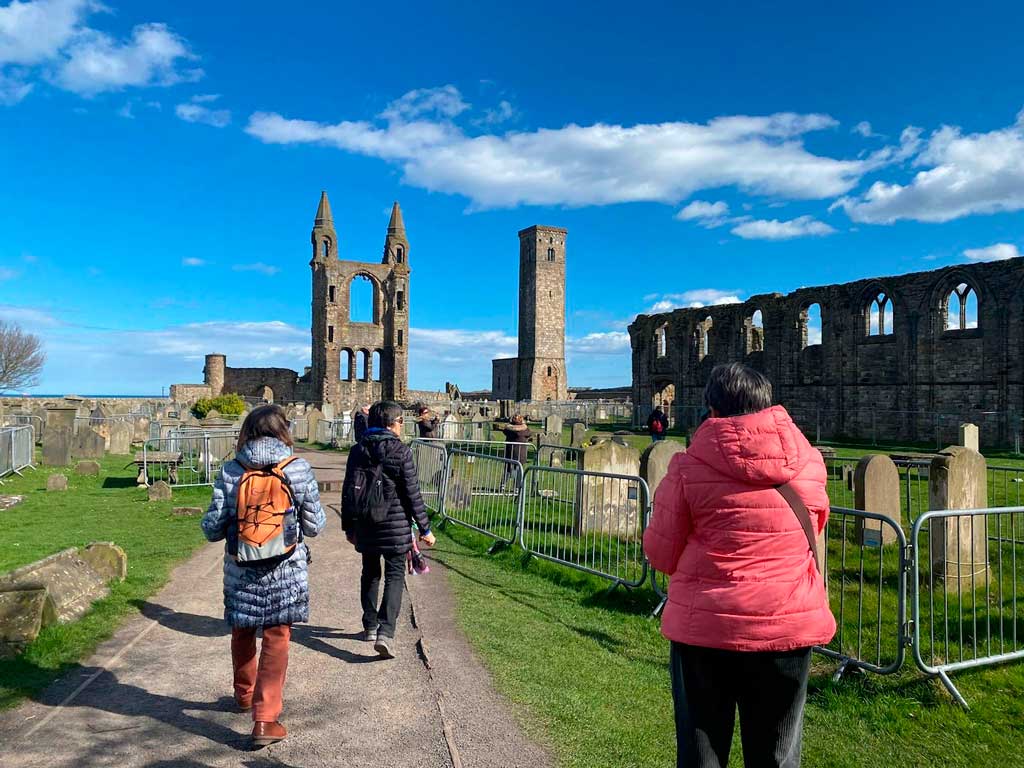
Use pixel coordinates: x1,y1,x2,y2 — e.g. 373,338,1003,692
685,405,811,487
361,429,401,461
236,436,293,468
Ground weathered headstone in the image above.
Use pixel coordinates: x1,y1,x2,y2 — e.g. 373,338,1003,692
306,407,324,444
46,474,68,491
321,403,335,420
75,460,101,476
42,426,73,467
79,543,128,582
576,440,642,535
640,440,686,499
172,506,203,517
544,414,563,437
132,416,151,444
958,423,979,453
853,454,901,546
72,427,105,460
571,422,587,447
929,446,989,590
148,481,172,501
108,422,132,455
0,588,49,656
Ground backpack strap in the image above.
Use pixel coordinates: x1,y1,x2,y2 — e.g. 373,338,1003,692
775,482,821,573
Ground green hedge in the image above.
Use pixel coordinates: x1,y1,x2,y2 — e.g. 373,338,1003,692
191,393,246,419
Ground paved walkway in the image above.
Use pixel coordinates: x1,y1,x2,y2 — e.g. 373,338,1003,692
0,448,551,768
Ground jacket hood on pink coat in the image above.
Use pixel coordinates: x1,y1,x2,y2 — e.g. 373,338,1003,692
685,405,811,488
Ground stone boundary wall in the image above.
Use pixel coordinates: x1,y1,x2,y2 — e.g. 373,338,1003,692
628,257,1024,445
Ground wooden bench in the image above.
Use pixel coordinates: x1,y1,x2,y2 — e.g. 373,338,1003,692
134,451,183,486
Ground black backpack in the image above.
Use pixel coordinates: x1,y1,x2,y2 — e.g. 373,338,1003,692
345,449,394,524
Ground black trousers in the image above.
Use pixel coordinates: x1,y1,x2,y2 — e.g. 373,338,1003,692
360,552,407,638
670,642,811,768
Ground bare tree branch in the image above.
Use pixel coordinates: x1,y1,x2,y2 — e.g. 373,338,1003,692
0,321,46,391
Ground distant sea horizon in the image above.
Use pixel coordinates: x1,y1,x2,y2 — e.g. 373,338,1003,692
1,393,167,399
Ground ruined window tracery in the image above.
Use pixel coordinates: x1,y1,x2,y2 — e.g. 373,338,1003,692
322,239,330,259
945,282,979,331
696,316,713,360
342,349,354,381
373,350,382,381
746,310,764,354
396,246,404,263
350,275,375,323
867,293,893,336
656,324,667,358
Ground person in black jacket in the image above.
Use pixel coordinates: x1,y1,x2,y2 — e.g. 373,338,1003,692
416,406,440,439
648,406,669,442
341,400,435,659
352,404,370,443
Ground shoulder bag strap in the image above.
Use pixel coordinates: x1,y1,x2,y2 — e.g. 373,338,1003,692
776,482,821,573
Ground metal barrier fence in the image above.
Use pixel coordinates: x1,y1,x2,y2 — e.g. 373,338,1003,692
988,466,1024,509
816,506,907,678
315,418,355,447
442,449,523,545
911,506,1024,706
0,426,35,481
411,439,447,515
1,414,43,443
141,430,239,487
419,437,537,463
536,443,583,471
520,466,649,588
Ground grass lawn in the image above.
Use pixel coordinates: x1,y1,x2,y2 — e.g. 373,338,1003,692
0,453,211,710
433,522,1024,768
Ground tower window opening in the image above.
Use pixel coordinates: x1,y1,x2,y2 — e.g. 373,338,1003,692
328,285,336,303
397,290,405,310
398,330,403,347
328,326,334,343
546,248,555,261
350,275,375,323
547,366,553,376
322,239,330,259
396,246,404,264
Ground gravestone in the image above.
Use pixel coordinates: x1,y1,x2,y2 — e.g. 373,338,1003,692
321,403,335,420
640,441,686,499
42,426,73,467
172,507,203,517
75,460,101,476
306,407,324,444
571,422,587,447
576,440,642,536
928,446,989,590
148,481,172,501
544,414,563,436
471,414,490,441
46,474,68,491
853,454,901,546
959,423,979,452
72,427,105,460
0,588,49,656
132,416,151,444
108,422,132,455
45,406,78,436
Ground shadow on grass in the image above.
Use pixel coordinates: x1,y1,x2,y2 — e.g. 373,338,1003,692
103,476,141,489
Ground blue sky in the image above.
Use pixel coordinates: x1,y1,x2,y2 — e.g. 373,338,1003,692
1,0,1023,394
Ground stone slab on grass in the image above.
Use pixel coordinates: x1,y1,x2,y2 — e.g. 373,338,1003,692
148,481,172,501
172,507,202,517
46,474,68,491
75,460,101,476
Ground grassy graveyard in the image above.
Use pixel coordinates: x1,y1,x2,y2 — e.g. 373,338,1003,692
0,455,210,710
433,521,1024,768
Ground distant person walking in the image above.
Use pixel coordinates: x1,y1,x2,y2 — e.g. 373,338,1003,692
201,405,326,748
416,406,440,439
643,363,834,768
648,406,669,441
353,403,370,442
342,401,435,659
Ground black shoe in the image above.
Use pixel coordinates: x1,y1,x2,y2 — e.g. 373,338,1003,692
359,628,378,643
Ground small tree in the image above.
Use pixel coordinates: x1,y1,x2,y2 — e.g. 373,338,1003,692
0,321,45,392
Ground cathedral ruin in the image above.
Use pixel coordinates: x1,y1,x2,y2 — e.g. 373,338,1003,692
171,191,410,410
628,257,1024,446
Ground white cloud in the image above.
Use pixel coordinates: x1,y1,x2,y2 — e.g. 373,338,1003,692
567,331,630,354
0,2,202,103
54,22,201,96
181,257,206,267
838,110,1024,223
852,121,879,138
731,215,836,240
246,88,874,210
643,289,743,314
0,0,91,66
175,93,230,127
232,262,279,276
675,199,730,227
963,243,1021,262
0,303,61,327
379,84,469,123
480,99,515,126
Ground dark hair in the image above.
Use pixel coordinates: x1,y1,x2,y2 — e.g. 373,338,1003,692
236,404,293,451
369,400,403,428
704,363,773,417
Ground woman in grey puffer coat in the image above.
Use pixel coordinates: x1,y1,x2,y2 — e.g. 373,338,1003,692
201,404,325,747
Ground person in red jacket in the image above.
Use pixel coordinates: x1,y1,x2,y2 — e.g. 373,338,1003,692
643,362,834,768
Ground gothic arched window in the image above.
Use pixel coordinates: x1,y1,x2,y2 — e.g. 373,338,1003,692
396,246,404,264
322,239,330,259
945,282,979,331
867,293,894,336
547,248,555,261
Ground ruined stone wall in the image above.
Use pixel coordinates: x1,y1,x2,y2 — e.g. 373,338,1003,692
628,258,1024,445
222,367,306,403
168,384,212,404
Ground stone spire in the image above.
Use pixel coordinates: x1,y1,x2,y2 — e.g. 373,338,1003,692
314,190,334,227
387,201,404,233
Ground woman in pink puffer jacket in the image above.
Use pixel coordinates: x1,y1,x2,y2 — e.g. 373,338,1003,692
643,363,834,768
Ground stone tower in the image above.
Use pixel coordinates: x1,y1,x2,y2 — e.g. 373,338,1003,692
203,354,226,397
516,225,568,400
309,192,410,409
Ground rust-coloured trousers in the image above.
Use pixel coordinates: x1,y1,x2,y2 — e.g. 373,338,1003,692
231,624,291,722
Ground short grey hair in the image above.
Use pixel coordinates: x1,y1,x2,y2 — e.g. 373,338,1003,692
704,363,773,417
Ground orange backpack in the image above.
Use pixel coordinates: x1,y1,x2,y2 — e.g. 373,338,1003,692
235,457,299,566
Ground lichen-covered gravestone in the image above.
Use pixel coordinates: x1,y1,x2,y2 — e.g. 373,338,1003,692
929,445,989,590
575,440,642,536
640,440,686,499
72,427,105,460
108,422,132,455
42,427,73,467
571,422,587,447
148,480,172,501
853,454,901,546
544,414,563,436
46,474,68,491
75,460,101,476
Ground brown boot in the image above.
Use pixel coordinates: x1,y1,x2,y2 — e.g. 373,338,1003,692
252,721,287,747
234,695,252,712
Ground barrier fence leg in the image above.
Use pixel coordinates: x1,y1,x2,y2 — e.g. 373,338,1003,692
936,670,969,710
